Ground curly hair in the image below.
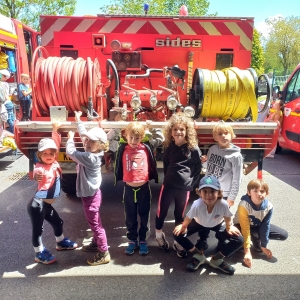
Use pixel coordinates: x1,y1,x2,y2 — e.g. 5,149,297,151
163,112,198,148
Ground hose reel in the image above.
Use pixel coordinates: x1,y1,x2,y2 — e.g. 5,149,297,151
189,67,271,121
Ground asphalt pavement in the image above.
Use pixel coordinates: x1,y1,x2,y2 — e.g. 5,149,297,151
0,149,299,300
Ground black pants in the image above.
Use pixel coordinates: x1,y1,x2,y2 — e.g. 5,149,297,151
27,198,63,248
235,223,288,245
155,186,190,230
21,100,30,121
123,182,151,241
174,219,244,257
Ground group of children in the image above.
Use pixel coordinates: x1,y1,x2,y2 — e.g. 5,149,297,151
28,111,288,275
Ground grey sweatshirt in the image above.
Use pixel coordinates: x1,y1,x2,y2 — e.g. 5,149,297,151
205,144,243,201
66,121,104,198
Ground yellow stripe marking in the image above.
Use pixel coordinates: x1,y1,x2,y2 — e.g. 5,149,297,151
174,21,196,35
225,22,252,50
199,22,221,35
0,40,15,49
124,20,146,34
149,21,171,34
0,29,17,39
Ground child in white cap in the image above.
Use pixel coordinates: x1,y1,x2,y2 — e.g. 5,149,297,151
66,111,110,266
28,122,78,265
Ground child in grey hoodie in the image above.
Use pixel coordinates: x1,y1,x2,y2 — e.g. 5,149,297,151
197,121,243,251
66,111,110,266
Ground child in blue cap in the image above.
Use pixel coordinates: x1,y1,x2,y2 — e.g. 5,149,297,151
173,175,244,275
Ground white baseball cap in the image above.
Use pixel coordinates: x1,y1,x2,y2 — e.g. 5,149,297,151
38,138,58,152
81,127,107,143
0,69,10,78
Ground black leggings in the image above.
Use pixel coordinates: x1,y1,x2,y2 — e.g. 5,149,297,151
27,198,63,248
155,185,190,230
21,100,31,121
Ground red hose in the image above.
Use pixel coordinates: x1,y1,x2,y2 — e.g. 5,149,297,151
31,46,101,116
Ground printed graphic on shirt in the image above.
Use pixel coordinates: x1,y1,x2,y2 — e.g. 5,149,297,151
125,152,146,171
206,154,226,178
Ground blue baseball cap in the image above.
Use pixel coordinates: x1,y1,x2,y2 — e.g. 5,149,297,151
199,175,221,190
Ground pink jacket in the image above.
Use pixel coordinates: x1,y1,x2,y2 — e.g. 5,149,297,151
33,131,62,191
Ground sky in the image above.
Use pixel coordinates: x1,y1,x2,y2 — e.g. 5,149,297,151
74,0,298,36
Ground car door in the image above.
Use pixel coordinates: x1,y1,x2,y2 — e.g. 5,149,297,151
280,68,300,152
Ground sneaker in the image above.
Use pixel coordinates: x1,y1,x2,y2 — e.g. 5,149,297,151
125,240,138,255
195,239,208,251
87,251,111,266
156,232,169,252
81,241,98,252
186,254,207,271
56,237,78,251
35,248,56,265
139,241,149,256
173,242,187,258
209,259,236,275
252,242,262,252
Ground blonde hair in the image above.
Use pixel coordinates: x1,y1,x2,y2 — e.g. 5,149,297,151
164,112,198,148
247,179,269,194
195,187,223,200
212,120,236,140
21,73,30,79
124,122,145,138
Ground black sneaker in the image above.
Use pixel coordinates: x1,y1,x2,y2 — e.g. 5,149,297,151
209,259,236,275
173,242,187,258
195,239,208,251
156,232,169,252
252,240,262,252
186,254,207,271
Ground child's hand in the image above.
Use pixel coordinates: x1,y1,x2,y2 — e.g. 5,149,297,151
52,122,62,132
243,249,253,268
227,199,235,207
68,131,75,139
226,225,241,236
201,155,207,163
173,224,187,236
261,247,272,258
74,111,82,122
34,170,44,182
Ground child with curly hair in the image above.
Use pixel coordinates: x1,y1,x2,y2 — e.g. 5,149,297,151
155,112,202,256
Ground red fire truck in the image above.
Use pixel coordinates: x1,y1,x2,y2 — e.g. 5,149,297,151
13,12,278,194
0,13,39,154
272,63,300,153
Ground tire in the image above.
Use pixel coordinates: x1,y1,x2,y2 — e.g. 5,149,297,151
275,143,282,154
61,174,77,195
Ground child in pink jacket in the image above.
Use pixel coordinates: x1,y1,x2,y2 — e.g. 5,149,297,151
27,122,77,264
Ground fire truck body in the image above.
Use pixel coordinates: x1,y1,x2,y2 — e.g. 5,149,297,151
13,13,279,192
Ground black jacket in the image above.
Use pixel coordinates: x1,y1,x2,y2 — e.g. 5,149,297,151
163,142,202,191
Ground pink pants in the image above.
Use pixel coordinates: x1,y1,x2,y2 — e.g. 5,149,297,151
82,189,108,252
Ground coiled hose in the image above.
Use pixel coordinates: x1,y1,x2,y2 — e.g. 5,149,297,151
190,67,259,121
31,46,101,117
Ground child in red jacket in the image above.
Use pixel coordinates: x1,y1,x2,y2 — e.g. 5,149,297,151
27,122,77,264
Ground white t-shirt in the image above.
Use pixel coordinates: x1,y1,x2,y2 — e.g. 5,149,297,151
186,198,232,228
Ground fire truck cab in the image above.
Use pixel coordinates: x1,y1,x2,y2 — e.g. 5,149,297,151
273,63,300,153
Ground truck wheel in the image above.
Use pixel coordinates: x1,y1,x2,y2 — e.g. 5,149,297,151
275,143,282,154
61,174,77,195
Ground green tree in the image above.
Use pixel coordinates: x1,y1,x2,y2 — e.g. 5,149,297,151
264,16,300,75
100,0,213,16
251,28,265,76
0,0,76,30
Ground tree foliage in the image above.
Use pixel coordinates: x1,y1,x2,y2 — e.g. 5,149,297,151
99,0,213,16
0,0,76,30
251,28,265,76
264,16,300,75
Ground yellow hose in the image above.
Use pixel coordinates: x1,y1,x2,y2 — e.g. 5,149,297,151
200,67,258,121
